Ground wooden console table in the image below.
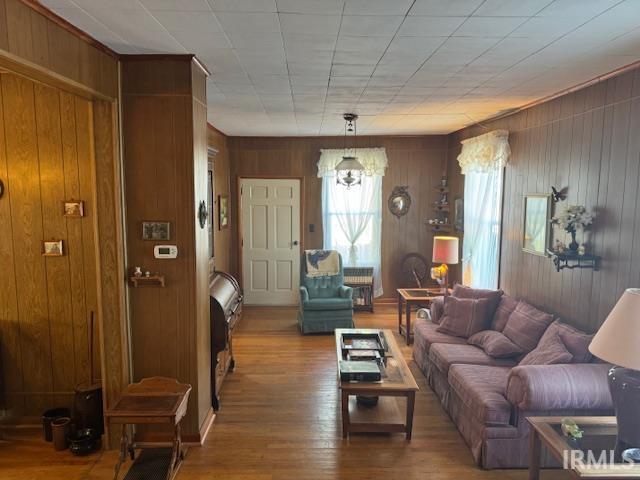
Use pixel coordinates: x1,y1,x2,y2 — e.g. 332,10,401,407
397,288,447,345
106,377,191,480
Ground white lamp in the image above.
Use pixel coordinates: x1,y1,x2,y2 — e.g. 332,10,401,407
589,288,640,456
431,236,459,294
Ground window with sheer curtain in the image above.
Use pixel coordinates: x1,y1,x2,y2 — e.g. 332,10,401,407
457,130,510,289
317,148,387,297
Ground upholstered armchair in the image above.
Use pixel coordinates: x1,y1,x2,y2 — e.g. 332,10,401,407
298,251,354,334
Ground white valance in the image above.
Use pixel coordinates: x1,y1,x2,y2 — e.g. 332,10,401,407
317,147,388,178
457,130,510,174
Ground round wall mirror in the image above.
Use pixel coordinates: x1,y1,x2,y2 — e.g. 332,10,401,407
389,186,411,218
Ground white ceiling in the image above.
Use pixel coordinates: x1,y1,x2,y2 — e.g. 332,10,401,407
43,0,640,136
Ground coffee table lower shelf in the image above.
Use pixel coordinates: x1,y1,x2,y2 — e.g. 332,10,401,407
341,390,415,440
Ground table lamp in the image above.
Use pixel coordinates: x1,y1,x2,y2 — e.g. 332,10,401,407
431,236,459,295
589,288,640,457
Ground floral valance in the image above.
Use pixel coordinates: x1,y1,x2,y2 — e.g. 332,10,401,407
457,130,510,174
317,147,388,178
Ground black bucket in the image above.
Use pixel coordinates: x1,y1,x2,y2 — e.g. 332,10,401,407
42,407,71,442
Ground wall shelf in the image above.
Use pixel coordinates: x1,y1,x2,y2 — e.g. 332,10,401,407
427,223,452,233
129,274,166,288
547,251,600,273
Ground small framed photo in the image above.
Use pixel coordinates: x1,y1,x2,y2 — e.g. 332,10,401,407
142,221,171,241
218,195,229,230
63,200,84,218
42,240,64,257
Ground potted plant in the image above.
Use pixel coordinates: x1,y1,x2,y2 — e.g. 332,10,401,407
551,205,593,252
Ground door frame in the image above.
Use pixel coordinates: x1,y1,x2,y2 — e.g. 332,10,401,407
237,175,305,292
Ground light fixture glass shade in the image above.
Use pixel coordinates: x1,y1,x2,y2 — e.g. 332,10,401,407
432,236,459,264
589,288,640,370
336,156,364,188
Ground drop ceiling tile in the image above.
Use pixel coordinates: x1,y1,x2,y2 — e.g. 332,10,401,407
72,0,145,11
340,15,405,36
226,31,283,49
335,35,392,52
276,0,345,15
290,75,330,86
235,48,286,63
334,50,385,64
398,16,467,36
287,49,334,64
279,13,341,35
368,74,413,86
208,0,276,12
214,12,281,32
288,62,332,76
331,64,376,76
537,0,622,18
251,75,292,93
241,58,289,75
473,0,552,16
292,85,329,94
329,76,370,87
511,16,585,38
344,0,414,15
141,0,211,10
454,16,528,37
172,30,231,54
283,33,338,51
409,0,484,16
216,83,257,93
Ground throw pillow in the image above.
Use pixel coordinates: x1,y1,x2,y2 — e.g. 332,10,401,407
468,330,524,358
537,320,594,364
436,296,491,338
519,332,574,366
502,301,555,352
491,295,519,332
452,284,503,322
430,296,445,324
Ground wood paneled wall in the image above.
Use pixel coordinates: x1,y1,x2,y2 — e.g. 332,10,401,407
228,136,448,299
122,56,212,441
207,125,232,274
0,0,118,99
0,73,99,415
448,66,640,332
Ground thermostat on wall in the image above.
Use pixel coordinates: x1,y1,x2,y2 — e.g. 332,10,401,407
154,245,178,259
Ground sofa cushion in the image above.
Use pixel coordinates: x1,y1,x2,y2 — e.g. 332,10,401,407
538,320,594,363
448,364,513,425
502,301,554,352
519,332,573,366
491,295,519,332
437,296,491,338
302,297,352,311
429,343,517,376
430,296,445,324
453,285,503,324
468,330,524,358
413,317,467,355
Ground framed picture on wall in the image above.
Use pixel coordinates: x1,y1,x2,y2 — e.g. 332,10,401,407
218,195,229,230
42,240,64,256
522,194,551,256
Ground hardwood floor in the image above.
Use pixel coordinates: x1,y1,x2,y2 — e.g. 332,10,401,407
0,305,568,479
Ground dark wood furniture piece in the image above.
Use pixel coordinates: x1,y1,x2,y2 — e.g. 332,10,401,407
344,266,374,313
397,288,447,345
105,377,191,480
209,270,242,410
527,416,640,480
335,328,419,440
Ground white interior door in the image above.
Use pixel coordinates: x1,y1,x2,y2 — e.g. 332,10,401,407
241,178,301,305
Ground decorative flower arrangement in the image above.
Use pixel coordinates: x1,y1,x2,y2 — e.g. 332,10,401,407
551,205,593,252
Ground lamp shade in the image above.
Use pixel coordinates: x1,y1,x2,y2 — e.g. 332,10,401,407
432,236,459,265
589,288,640,370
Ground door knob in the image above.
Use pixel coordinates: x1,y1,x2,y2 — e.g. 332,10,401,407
292,240,299,246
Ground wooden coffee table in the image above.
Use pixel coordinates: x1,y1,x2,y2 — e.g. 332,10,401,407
335,328,419,439
397,288,447,345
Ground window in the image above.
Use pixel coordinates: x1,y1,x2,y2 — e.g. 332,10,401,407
322,174,383,297
462,168,504,289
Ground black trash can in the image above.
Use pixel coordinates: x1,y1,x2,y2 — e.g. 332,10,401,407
42,407,71,442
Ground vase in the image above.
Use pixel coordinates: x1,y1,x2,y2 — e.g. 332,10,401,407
569,230,579,252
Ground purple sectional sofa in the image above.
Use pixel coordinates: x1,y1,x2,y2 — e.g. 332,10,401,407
413,287,613,469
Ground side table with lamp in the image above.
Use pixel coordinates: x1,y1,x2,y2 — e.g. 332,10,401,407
430,236,459,295
589,288,640,461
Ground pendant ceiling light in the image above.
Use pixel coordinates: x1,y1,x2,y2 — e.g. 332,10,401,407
336,113,364,189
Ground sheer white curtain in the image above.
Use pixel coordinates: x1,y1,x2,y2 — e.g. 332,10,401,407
318,148,387,297
458,130,510,289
